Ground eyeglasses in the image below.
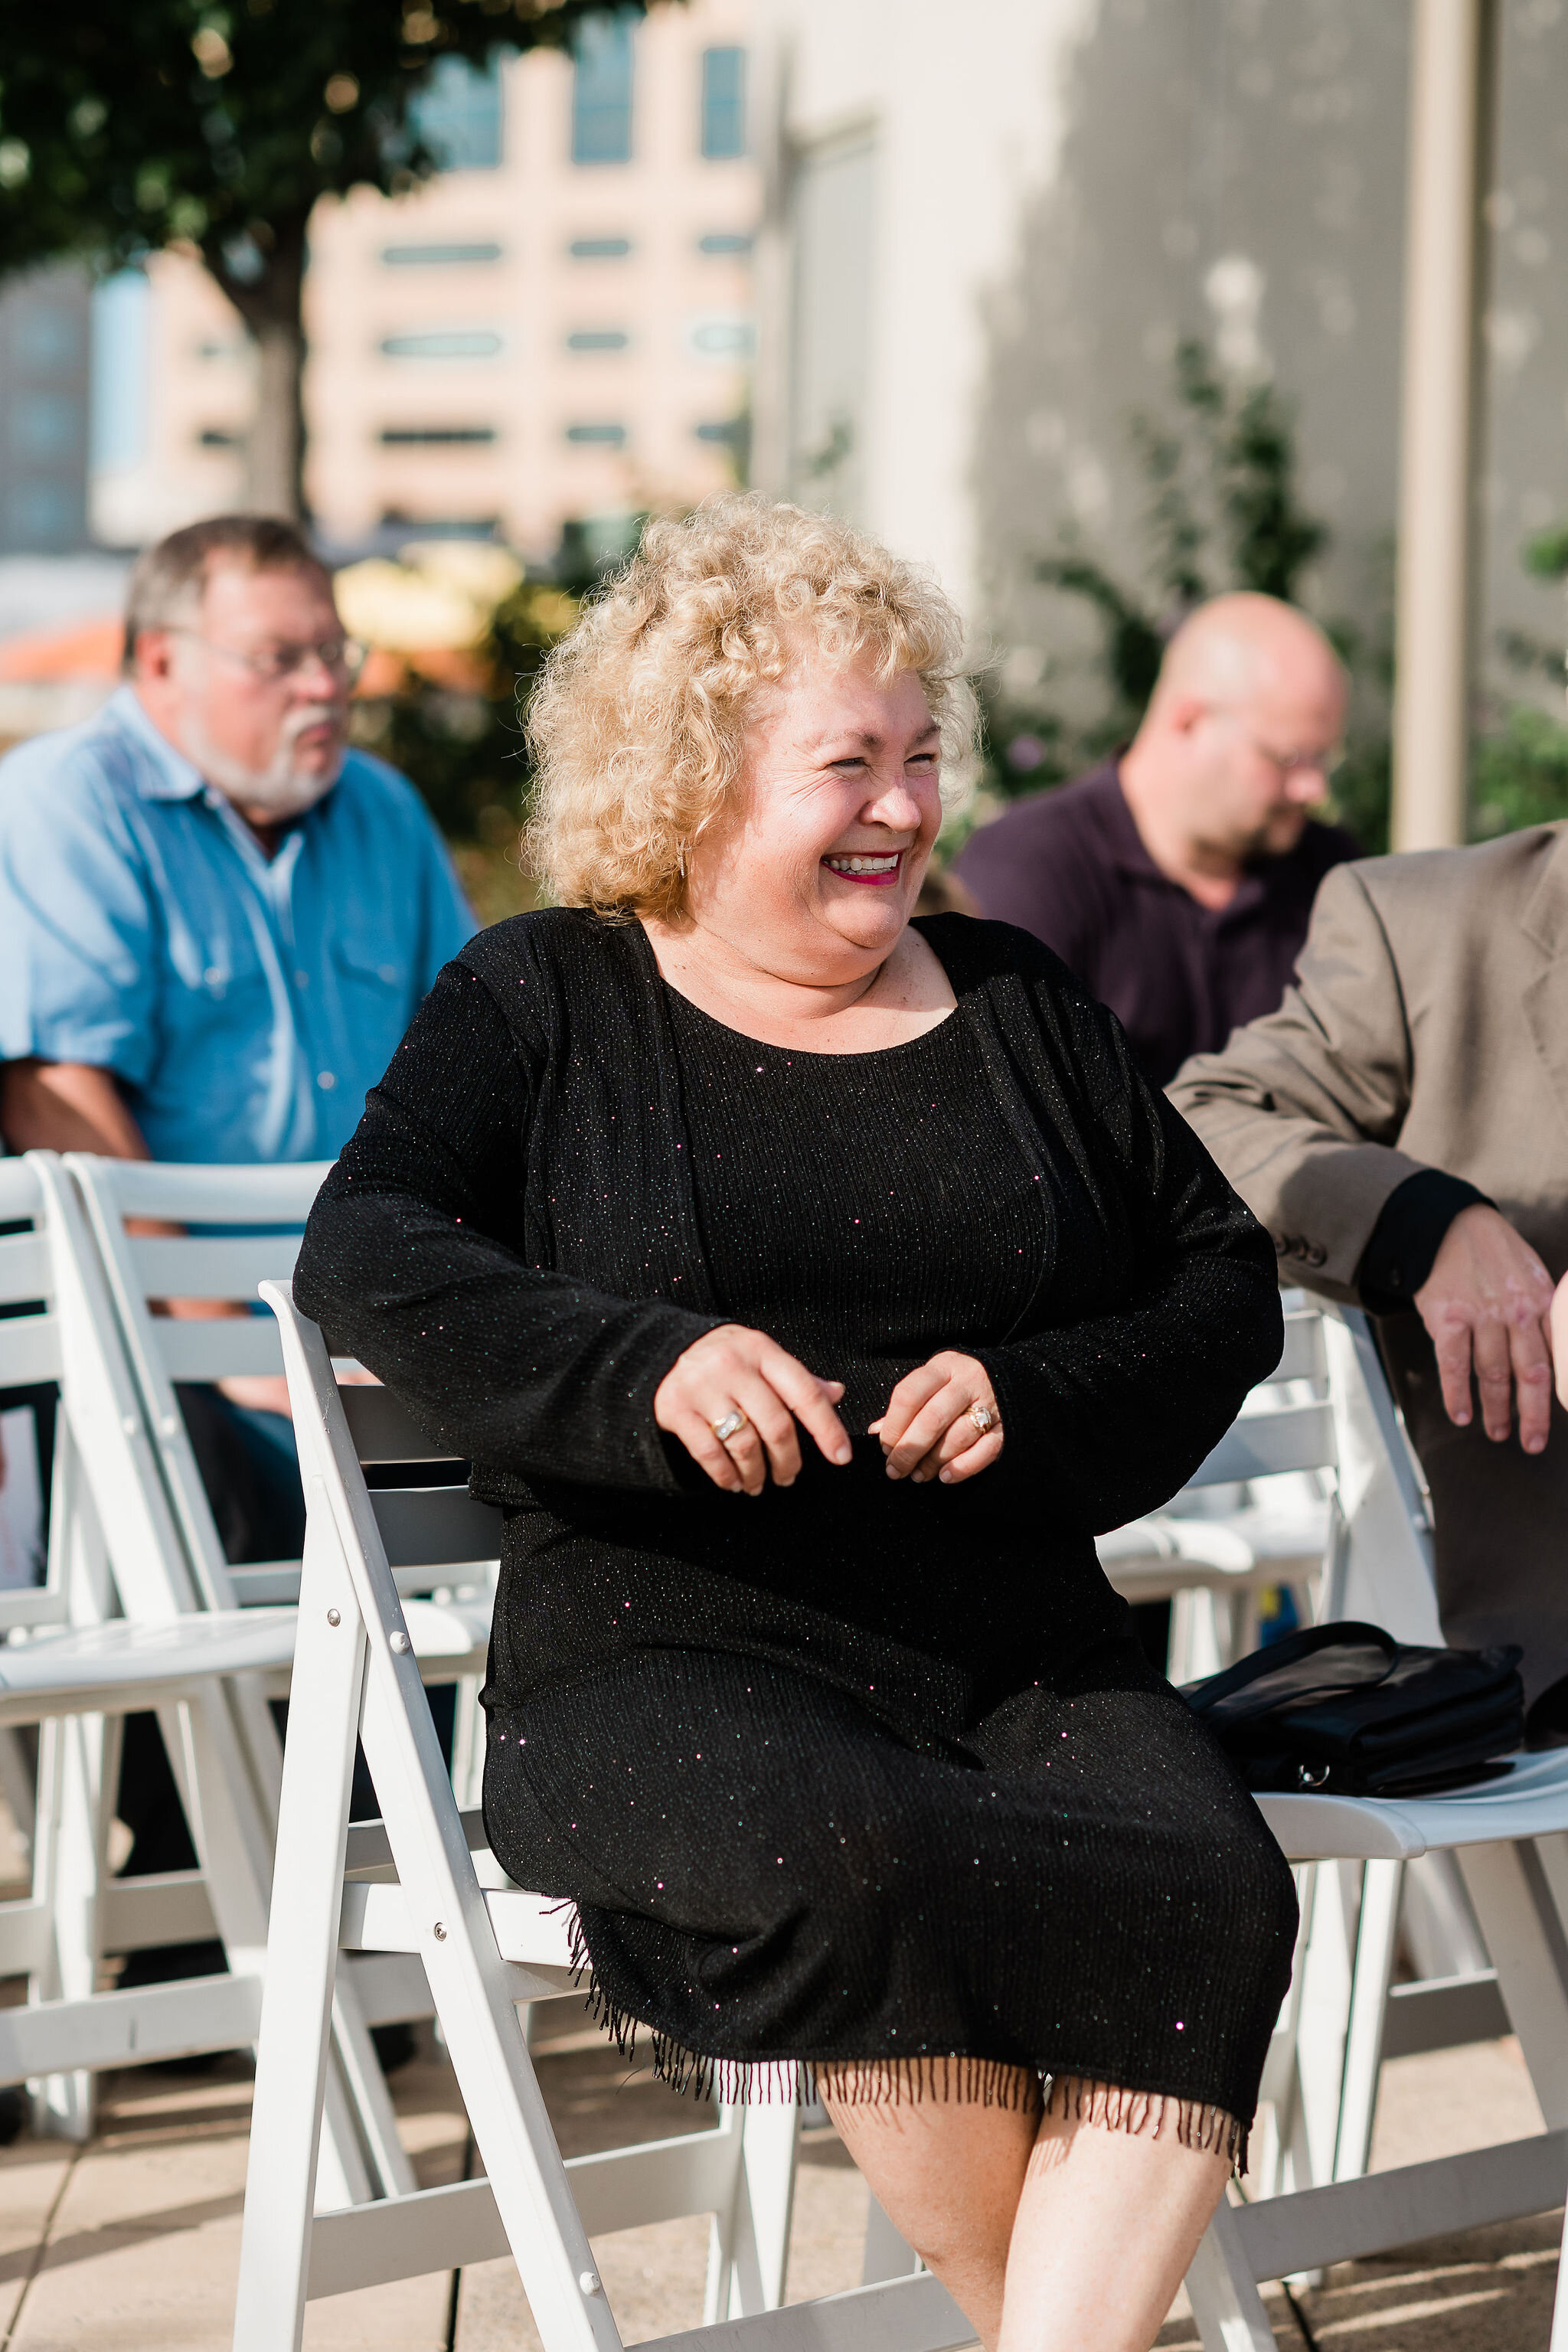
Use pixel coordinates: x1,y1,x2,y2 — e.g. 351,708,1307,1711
1219,711,1344,783
169,629,368,686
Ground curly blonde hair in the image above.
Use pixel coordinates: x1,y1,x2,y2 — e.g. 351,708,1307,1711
523,493,975,918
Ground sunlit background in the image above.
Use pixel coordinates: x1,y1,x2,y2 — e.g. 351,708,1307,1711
2,0,1567,910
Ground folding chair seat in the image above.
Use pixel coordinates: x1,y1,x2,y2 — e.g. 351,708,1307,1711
237,1282,979,2352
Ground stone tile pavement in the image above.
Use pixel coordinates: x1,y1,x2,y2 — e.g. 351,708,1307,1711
0,2016,1556,2348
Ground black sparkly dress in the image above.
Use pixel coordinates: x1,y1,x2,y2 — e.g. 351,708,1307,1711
295,908,1298,2151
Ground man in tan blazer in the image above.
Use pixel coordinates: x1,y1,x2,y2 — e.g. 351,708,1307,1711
1170,822,1566,1722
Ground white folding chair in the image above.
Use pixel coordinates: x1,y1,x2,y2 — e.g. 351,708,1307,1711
237,1282,975,2352
67,1150,495,1799
0,1157,313,2135
1098,1297,1343,1681
0,1154,485,2197
1191,1762,1568,2350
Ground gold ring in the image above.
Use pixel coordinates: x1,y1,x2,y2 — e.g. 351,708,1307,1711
712,1410,749,1445
969,1401,998,1436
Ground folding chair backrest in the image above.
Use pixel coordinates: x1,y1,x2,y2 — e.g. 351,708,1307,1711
0,1157,68,1632
1181,1299,1335,1490
66,1155,332,1611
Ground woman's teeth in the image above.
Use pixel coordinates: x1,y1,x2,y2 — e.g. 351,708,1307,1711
825,853,900,875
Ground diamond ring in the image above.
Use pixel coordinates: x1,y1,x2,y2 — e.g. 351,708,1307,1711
711,1410,749,1445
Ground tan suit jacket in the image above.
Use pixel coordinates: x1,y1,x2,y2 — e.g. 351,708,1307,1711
1170,822,1568,1700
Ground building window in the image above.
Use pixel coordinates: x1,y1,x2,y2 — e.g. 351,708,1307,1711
565,423,626,446
699,231,752,256
686,313,755,359
567,328,630,352
701,47,746,160
694,420,744,445
380,329,505,359
382,242,504,267
379,426,498,445
410,54,504,172
570,236,632,260
197,427,243,449
572,9,635,165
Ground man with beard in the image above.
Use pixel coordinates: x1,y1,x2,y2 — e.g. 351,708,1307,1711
0,519,472,1954
0,514,472,1194
956,593,1357,1088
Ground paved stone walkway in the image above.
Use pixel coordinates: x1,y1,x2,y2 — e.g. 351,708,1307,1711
0,2018,1555,2347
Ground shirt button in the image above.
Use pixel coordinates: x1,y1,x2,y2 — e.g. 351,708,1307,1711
316,1070,337,1091
377,963,397,985
295,970,309,988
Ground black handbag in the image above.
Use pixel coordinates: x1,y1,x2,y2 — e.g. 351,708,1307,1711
1181,1620,1525,1798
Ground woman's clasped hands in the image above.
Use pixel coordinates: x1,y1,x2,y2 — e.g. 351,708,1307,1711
653,1325,1004,1496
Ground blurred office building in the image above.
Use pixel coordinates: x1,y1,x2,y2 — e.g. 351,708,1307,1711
90,0,757,565
0,266,93,554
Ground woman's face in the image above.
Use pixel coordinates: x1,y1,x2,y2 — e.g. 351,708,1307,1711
684,657,942,983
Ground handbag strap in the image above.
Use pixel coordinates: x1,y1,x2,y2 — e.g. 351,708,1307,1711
1182,1620,1397,1712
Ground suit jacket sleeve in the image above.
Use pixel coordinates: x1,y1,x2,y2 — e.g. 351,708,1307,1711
1167,861,1430,1293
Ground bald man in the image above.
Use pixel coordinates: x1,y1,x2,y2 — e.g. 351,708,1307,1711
956,593,1357,1085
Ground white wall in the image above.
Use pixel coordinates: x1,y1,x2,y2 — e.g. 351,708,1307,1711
756,0,1096,625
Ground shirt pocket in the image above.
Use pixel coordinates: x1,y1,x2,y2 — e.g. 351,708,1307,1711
328,934,415,1073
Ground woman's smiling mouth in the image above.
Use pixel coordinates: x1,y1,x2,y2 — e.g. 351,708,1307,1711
822,851,904,886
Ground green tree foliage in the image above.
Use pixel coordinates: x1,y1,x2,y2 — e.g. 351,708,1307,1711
0,1,652,515
1004,341,1337,797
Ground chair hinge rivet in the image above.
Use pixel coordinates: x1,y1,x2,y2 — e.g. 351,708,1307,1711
580,2270,601,2295
160,1415,179,1437
326,1608,341,1626
390,1628,410,1654
121,1414,139,1436
433,1922,447,1940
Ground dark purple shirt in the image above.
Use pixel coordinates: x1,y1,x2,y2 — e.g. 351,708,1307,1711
953,758,1358,1088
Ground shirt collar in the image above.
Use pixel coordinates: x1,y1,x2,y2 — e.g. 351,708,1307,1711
106,684,210,802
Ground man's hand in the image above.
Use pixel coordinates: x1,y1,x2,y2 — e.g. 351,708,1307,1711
1413,1204,1555,1452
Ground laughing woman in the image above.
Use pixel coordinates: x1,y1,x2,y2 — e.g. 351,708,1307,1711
295,495,1297,2352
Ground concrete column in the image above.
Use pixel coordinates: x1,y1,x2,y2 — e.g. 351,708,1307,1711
1390,0,1492,852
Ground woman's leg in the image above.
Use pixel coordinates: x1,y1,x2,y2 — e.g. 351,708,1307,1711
820,2066,1039,2350
821,2069,1230,2352
998,2086,1230,2352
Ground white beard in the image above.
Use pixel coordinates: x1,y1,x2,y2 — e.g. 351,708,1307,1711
184,707,345,819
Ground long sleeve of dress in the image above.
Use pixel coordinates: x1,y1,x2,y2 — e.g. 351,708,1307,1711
972,958,1282,1534
293,962,723,1494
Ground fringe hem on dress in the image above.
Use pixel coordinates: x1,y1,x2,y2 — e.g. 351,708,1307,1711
1043,2073,1247,2173
562,1913,1241,2159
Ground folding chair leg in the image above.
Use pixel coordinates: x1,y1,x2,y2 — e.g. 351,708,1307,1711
1334,1858,1402,2181
1184,2195,1278,2352
1459,1840,1568,2129
709,2094,799,2321
0,1730,37,1858
234,1503,371,2352
28,1708,111,2141
354,1645,620,2347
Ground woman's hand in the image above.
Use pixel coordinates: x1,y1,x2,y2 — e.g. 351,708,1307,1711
871,1351,1003,1486
654,1325,851,1496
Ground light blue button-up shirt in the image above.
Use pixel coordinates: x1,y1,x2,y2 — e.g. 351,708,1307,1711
0,687,476,1163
